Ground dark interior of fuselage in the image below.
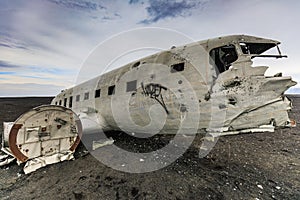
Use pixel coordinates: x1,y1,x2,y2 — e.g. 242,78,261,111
209,44,238,74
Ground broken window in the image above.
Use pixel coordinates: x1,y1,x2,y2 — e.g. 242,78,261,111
239,42,276,55
64,98,67,107
69,96,73,108
84,92,89,100
95,89,101,98
171,62,184,73
126,80,137,92
132,61,140,68
76,95,80,102
108,85,115,95
209,44,238,74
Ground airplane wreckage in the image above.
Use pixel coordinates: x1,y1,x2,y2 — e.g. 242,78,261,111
1,35,297,173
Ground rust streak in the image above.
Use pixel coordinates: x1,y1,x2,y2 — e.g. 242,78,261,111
8,124,28,162
69,120,82,152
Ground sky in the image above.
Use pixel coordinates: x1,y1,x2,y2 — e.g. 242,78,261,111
1,0,300,96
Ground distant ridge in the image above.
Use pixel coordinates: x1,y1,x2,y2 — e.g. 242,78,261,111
0,96,54,99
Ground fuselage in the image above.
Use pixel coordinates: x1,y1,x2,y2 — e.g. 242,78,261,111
51,35,296,135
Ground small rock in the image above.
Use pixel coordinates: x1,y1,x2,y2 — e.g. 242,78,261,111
275,186,281,190
139,158,144,162
257,184,263,190
73,191,83,200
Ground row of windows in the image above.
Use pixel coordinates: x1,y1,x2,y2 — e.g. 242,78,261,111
55,83,126,108
55,62,185,108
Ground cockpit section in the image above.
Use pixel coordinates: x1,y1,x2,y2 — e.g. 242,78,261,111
209,38,286,75
239,42,276,55
209,44,238,74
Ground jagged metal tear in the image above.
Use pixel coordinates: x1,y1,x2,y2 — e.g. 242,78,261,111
208,63,296,135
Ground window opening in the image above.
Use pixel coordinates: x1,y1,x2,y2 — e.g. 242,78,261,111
84,92,89,100
126,80,137,92
95,89,101,98
171,63,184,73
76,95,80,102
239,42,286,59
64,98,67,107
69,96,73,108
209,44,238,74
239,42,276,55
132,61,140,68
108,85,115,95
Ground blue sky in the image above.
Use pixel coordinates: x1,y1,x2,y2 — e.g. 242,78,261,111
0,0,300,96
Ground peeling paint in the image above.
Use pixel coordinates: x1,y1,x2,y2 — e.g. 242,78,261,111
1,105,82,174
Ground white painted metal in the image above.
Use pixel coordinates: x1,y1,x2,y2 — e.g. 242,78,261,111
51,35,296,136
1,105,81,173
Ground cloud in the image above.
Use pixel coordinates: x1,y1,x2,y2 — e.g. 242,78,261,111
129,0,144,4
28,66,72,75
0,58,75,88
47,0,106,12
99,13,122,21
139,0,201,24
0,42,28,50
0,83,61,97
0,0,299,97
0,60,21,69
0,72,15,75
0,32,29,50
0,43,13,48
17,65,75,83
18,75,52,80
